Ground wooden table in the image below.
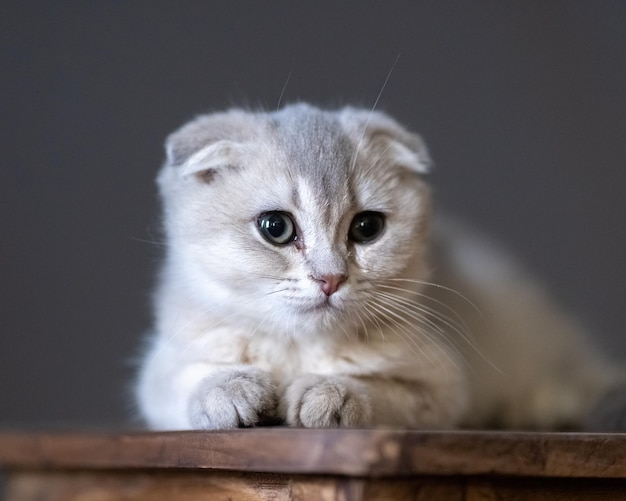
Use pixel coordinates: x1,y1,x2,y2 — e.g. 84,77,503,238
1,429,626,500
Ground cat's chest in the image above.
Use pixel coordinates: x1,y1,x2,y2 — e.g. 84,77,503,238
184,319,448,382
242,333,403,380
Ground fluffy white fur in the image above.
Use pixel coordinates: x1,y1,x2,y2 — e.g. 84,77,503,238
136,103,623,430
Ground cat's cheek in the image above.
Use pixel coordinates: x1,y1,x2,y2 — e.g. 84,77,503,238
187,368,277,430
355,247,410,280
279,374,373,428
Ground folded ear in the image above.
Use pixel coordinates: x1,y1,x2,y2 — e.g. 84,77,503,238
164,110,257,181
339,108,432,174
177,139,244,181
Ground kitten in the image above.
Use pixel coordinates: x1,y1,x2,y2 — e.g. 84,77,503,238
135,103,624,431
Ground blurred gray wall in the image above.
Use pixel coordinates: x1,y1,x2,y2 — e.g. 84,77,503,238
1,1,625,427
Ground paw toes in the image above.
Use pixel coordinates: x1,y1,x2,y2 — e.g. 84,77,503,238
284,375,371,428
188,369,276,429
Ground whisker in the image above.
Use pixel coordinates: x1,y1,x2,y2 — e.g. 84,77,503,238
376,290,449,336
349,53,402,172
365,299,439,366
352,303,374,344
373,285,502,375
369,293,465,359
380,278,483,318
366,297,465,381
130,236,167,247
376,282,477,335
360,140,393,180
276,71,292,110
376,287,473,341
354,300,386,344
338,320,355,344
285,305,297,348
150,308,213,366
286,297,298,342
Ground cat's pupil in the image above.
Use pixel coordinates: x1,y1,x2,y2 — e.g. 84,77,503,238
349,212,385,244
257,211,296,245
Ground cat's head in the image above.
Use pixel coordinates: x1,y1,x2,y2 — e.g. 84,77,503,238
158,103,432,337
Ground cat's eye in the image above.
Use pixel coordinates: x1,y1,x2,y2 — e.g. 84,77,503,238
349,212,385,244
257,211,297,245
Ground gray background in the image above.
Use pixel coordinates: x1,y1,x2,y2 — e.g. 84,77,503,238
1,1,625,428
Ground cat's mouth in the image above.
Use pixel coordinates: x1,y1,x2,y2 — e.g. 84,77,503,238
296,296,338,314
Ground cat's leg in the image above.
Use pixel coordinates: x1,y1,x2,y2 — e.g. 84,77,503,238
137,346,277,429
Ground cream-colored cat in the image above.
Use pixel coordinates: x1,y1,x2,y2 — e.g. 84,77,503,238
136,103,624,430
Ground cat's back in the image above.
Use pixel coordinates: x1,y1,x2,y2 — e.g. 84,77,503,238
430,216,615,428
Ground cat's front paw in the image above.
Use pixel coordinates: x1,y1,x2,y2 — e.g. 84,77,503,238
188,368,276,429
281,374,372,428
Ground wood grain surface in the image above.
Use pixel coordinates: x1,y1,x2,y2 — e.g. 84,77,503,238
1,429,625,478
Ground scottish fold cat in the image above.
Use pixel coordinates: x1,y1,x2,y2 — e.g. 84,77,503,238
136,103,624,430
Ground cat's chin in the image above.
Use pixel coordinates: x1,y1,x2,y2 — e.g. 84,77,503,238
289,298,354,332
297,298,335,314
290,293,349,316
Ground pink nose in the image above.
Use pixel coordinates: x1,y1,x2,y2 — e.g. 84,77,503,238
315,274,347,296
